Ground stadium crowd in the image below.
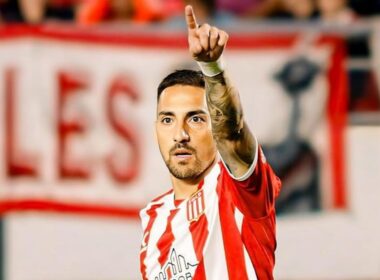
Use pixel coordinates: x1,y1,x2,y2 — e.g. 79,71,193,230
0,0,379,25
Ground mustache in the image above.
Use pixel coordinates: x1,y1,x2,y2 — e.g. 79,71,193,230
169,143,196,155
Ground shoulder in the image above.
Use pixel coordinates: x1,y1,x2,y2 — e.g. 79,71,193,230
139,189,173,221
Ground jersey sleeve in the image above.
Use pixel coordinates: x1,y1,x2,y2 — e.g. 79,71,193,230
220,140,282,219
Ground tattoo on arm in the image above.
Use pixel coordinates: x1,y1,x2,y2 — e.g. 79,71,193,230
204,72,255,172
204,73,242,140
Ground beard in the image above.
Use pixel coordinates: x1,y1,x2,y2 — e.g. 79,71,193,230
166,156,203,180
164,144,204,180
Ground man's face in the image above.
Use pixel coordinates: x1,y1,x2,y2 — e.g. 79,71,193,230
156,85,217,180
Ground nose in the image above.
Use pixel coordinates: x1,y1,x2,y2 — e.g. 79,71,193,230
173,122,190,143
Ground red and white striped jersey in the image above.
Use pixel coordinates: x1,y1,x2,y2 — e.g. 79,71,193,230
140,145,281,280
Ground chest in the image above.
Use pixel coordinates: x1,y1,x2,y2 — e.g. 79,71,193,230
144,184,228,279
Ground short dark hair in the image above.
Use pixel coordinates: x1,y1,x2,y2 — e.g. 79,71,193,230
157,69,205,101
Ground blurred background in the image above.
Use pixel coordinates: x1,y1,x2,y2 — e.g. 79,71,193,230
0,0,379,279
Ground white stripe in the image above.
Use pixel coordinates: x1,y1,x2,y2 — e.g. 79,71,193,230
202,164,230,279
161,162,222,279
143,194,173,279
167,203,198,277
140,191,172,230
203,207,229,279
191,200,196,220
140,201,160,232
197,195,202,216
235,208,257,280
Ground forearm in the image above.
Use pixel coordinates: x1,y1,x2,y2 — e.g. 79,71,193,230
184,5,256,176
204,72,242,141
204,72,256,174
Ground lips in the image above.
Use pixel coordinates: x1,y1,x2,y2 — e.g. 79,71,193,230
172,149,193,160
173,149,192,156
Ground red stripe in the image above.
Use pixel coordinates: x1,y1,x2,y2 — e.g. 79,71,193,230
241,215,276,280
193,260,206,280
189,214,208,280
216,164,249,280
0,191,171,220
156,208,180,267
0,199,140,219
327,39,348,209
0,25,298,49
140,203,163,280
189,182,207,280
317,36,348,208
152,189,173,203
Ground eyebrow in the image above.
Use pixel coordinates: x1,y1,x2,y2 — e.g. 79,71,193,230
157,110,208,118
158,111,175,117
187,110,208,118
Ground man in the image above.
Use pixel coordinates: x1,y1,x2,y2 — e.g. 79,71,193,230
140,5,281,280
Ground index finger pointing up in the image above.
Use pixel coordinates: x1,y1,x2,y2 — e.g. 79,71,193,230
185,5,198,31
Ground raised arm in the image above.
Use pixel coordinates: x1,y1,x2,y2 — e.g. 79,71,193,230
185,6,257,178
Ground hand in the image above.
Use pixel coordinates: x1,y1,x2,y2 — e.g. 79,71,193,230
185,5,229,62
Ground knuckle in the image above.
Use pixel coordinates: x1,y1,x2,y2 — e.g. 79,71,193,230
211,28,219,38
200,31,208,37
202,23,210,30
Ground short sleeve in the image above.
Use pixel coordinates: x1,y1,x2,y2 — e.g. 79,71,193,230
220,145,282,219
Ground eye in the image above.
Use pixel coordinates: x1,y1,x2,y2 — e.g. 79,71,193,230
190,116,204,123
161,117,173,124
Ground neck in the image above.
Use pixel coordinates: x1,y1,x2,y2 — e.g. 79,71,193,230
171,158,217,200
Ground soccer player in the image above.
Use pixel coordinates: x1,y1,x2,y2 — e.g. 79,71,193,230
140,5,282,280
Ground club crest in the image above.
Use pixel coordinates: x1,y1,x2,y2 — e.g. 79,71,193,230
186,188,205,222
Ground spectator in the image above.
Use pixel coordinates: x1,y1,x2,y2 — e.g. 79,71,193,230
105,0,135,22
45,0,76,21
0,0,76,24
0,0,24,22
281,0,316,20
225,0,282,19
241,0,316,21
19,0,47,23
349,0,380,17
217,0,257,15
158,0,183,20
317,0,356,24
77,0,167,25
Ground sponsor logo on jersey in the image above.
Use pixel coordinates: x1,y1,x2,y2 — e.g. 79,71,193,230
155,248,197,280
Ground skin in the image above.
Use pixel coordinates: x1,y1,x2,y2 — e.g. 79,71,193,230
109,0,134,21
156,85,217,199
156,5,257,199
19,0,46,23
317,0,347,18
284,0,315,19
